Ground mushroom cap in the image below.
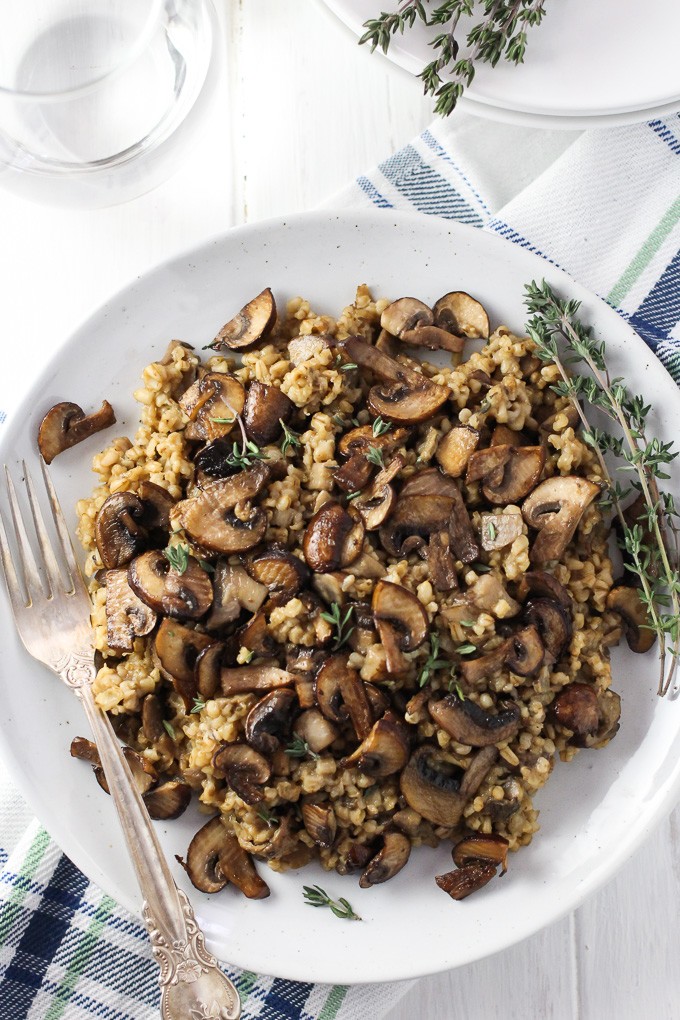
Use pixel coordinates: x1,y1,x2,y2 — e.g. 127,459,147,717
400,325,466,354
303,502,365,573
516,570,572,609
340,711,410,778
400,746,466,827
436,426,480,478
206,562,268,631
212,287,276,350
244,381,295,447
551,682,600,737
246,546,310,598
38,399,116,464
359,831,411,887
183,816,231,893
522,476,601,564
482,446,546,505
372,579,429,656
95,491,148,569
333,453,376,494
432,291,490,339
505,623,545,676
154,618,216,708
143,780,191,820
436,861,498,900
352,456,404,531
337,424,410,459
173,463,270,554
428,693,521,747
301,801,337,849
212,742,271,804
180,372,245,442
379,494,454,558
245,688,296,755
380,297,433,337
452,833,509,874
104,568,157,653
605,585,656,654
523,597,572,661
128,549,213,620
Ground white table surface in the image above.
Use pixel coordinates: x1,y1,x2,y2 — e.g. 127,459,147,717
1,2,679,1018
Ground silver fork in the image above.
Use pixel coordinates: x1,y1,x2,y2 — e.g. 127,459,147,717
0,461,241,1020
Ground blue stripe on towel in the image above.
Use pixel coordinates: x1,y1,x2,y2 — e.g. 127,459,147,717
378,145,484,225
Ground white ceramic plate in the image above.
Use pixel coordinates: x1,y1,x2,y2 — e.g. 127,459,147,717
1,211,679,985
321,0,680,129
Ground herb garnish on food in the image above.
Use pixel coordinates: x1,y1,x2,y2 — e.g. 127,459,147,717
360,0,549,117
302,884,362,921
418,631,454,687
320,602,355,651
164,543,189,575
284,736,320,760
280,420,301,454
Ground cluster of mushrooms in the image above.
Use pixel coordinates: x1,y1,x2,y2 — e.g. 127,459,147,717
44,285,651,904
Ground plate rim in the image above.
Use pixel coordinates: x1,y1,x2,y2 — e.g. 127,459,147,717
1,208,680,984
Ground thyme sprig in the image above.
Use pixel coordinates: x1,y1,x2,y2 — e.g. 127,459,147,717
524,279,680,696
302,884,362,921
164,543,189,575
418,631,454,687
280,420,301,455
360,0,548,117
366,445,385,468
320,603,355,651
284,736,320,760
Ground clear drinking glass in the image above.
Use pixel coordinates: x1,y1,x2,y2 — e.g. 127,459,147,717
0,0,220,207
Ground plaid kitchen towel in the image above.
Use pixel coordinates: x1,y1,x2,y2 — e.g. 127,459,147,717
2,110,680,1019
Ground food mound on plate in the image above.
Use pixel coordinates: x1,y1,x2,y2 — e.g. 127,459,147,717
66,284,645,901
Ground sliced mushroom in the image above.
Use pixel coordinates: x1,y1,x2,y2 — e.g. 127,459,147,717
435,861,498,900
246,547,310,598
479,512,524,552
428,692,521,746
482,446,546,505
466,446,512,484
505,624,544,676
427,532,458,592
447,486,481,564
315,655,354,725
452,833,509,874
379,494,453,558
551,683,600,737
242,380,295,447
605,586,656,654
575,689,621,748
104,568,157,652
338,424,410,459
71,738,157,797
372,581,429,675
432,292,490,339
352,457,403,530
154,619,215,709
311,573,346,608
340,712,409,778
180,373,245,442
303,502,365,572
194,642,231,701
143,780,191,820
359,831,411,887
288,333,334,365
338,336,450,426
380,297,433,337
400,468,461,500
95,492,148,569
245,689,296,755
294,708,339,753
400,745,496,827
128,550,213,620
459,640,511,685
522,476,601,564
219,664,296,697
141,694,175,761
212,743,271,804
137,481,175,535
173,463,270,555
219,830,271,899
516,570,572,609
491,424,526,447
301,801,337,849
467,574,521,618
436,426,480,478
38,399,116,464
334,453,375,494
400,325,466,354
212,287,276,350
206,562,268,630
182,817,231,893
523,598,572,660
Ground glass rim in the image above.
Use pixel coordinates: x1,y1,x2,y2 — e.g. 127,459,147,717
0,0,166,101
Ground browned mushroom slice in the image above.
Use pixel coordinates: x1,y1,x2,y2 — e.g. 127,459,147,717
180,373,245,442
505,624,544,676
137,481,176,534
301,801,337,849
426,532,458,592
154,619,215,709
314,655,354,725
212,287,276,350
428,692,521,746
465,445,512,485
551,683,600,737
399,746,465,827
522,476,601,564
452,833,509,874
243,380,295,446
294,708,339,753
359,831,411,888
288,333,334,365
352,457,403,530
143,780,191,820
479,512,524,552
432,292,490,339
459,640,511,685
338,335,450,426
104,568,157,652
379,494,453,557
340,712,409,779
516,570,572,609
245,689,296,755
400,325,466,354
303,502,365,573
70,735,101,766
575,689,621,748
240,813,308,869
447,485,481,564
95,492,148,569
72,739,157,797
399,468,460,500
219,664,296,697
337,424,410,459
333,453,375,494
194,642,230,701
339,667,374,741
523,598,572,660
605,586,656,653
128,550,213,620
246,547,310,598
380,297,433,337
466,574,521,618
173,463,270,555
482,446,546,505
490,424,526,447
311,573,346,608
372,580,429,675
435,861,498,900
38,399,116,464
206,562,268,630
436,426,480,478
141,694,175,761
182,816,231,893
212,743,271,804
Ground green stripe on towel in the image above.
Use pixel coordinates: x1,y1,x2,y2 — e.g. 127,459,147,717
607,195,680,308
319,984,349,1020
0,827,51,946
43,894,115,1020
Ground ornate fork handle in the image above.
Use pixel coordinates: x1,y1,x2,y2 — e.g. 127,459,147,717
75,668,241,1020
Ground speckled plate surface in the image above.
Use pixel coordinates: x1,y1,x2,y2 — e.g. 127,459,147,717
0,210,679,984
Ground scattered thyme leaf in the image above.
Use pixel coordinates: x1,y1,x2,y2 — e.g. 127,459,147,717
340,362,358,372
190,698,206,714
210,416,234,424
302,884,361,921
163,720,176,740
366,445,385,468
487,520,497,540
320,602,355,651
256,807,277,827
280,420,301,455
284,736,320,761
418,631,454,688
372,416,392,437
456,643,477,655
164,543,189,575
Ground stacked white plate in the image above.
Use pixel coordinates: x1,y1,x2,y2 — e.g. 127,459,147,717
322,0,680,129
